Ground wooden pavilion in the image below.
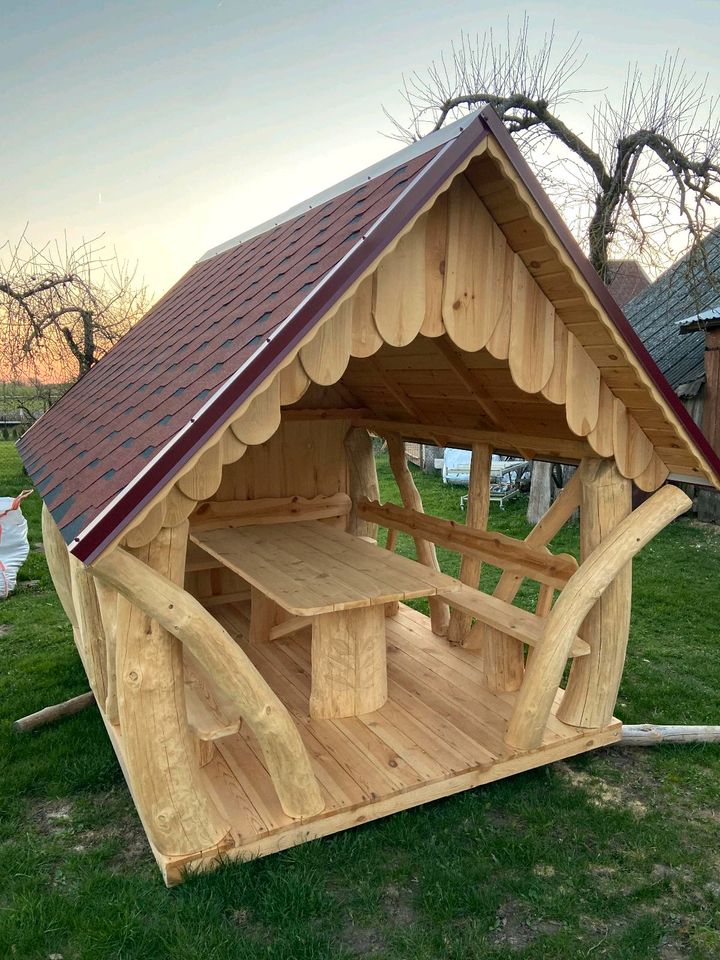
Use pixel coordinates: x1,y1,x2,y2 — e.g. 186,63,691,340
18,108,720,884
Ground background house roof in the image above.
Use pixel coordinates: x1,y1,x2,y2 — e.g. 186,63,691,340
624,227,720,391
606,260,650,307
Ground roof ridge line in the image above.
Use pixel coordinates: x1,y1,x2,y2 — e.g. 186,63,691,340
198,111,481,263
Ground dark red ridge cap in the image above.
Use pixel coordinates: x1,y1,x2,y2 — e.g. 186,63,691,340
71,114,490,563
480,108,720,487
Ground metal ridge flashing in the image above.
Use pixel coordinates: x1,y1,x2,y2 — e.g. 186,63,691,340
199,114,475,262
71,112,490,564
479,109,720,487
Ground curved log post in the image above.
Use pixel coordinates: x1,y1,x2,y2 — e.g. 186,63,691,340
69,557,108,706
344,426,380,540
447,443,491,645
92,543,325,821
42,505,78,631
95,579,120,724
505,484,692,752
386,433,450,636
109,523,232,857
466,464,585,691
557,461,632,729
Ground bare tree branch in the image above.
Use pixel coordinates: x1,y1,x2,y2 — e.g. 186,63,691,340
385,19,720,278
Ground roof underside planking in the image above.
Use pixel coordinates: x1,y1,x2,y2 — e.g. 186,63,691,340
17,107,720,563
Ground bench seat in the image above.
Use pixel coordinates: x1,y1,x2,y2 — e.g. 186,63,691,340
437,583,590,658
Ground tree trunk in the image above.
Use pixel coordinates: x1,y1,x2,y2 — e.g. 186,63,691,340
527,461,554,525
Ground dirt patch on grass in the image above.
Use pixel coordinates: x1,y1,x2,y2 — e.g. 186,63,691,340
488,899,564,951
336,883,418,957
28,791,149,870
556,752,656,817
0,623,10,638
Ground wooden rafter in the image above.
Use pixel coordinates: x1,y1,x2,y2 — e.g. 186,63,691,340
432,337,513,431
369,355,427,424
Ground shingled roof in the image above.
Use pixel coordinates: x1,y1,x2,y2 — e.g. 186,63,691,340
624,227,720,390
18,108,720,563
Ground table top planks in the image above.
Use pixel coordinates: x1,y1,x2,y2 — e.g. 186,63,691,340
190,520,460,615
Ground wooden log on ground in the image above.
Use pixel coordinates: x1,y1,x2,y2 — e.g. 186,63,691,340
344,426,380,539
107,523,232,857
505,484,692,752
386,433,450,636
447,443,491,645
93,540,324,821
13,692,96,733
620,724,720,745
557,460,632,729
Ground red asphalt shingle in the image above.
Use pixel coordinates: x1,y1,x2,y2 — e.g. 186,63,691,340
18,146,442,542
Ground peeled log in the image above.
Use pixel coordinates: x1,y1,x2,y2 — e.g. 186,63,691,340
620,724,720,746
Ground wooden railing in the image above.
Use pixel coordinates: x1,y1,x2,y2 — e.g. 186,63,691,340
358,498,578,588
505,484,692,751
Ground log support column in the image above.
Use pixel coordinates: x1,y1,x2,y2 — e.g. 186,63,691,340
310,606,387,719
557,460,632,728
344,426,380,539
113,522,232,858
447,443,491,645
386,433,450,636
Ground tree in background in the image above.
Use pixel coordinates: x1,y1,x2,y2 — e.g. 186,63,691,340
387,19,720,521
386,17,720,281
1,230,148,390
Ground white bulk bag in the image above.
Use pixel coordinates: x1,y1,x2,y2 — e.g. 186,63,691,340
0,490,32,599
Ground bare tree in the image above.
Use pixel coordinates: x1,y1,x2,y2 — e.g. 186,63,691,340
386,18,720,279
1,229,148,385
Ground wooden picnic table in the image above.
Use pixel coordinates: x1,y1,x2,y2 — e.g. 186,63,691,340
190,520,460,718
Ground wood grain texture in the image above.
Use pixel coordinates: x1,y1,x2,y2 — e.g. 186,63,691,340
177,442,224,501
587,381,615,457
344,427,380,539
466,466,586,691
106,523,232,856
506,484,691,751
386,433,451,636
310,605,387,718
231,378,282,445
447,444,492,645
300,301,353,384
508,257,555,394
565,333,600,436
421,192,448,337
350,275,383,358
124,500,167,549
374,215,427,347
558,460,632,728
612,398,655,479
70,555,108,705
540,316,568,405
442,175,505,352
93,535,325,821
278,357,311,405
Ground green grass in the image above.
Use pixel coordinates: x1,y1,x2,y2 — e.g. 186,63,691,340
1,440,719,959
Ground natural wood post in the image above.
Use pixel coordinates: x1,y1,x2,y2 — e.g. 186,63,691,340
506,484,691,751
447,443,491,645
111,522,232,858
344,426,380,539
95,579,119,724
557,460,632,728
310,606,387,718
42,505,79,632
69,557,108,705
93,539,324,821
249,587,281,644
466,465,585,692
386,433,450,636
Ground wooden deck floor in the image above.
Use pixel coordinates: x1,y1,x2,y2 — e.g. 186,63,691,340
148,602,620,881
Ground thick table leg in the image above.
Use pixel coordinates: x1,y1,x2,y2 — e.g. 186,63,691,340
310,605,387,719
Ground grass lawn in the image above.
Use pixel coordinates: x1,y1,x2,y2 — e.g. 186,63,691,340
1,439,719,959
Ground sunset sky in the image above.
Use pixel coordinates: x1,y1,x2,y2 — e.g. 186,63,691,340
3,0,719,301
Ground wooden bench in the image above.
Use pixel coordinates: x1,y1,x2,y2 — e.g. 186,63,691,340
358,497,590,659
435,582,590,658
